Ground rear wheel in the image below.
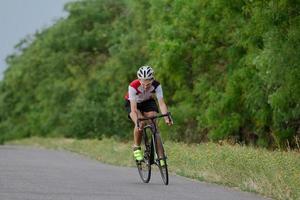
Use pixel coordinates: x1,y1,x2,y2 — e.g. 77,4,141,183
137,128,151,183
154,134,169,185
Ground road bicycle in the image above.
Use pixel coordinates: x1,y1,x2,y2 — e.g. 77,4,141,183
136,112,172,185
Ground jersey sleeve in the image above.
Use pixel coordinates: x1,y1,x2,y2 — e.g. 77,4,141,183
128,86,136,101
155,85,163,100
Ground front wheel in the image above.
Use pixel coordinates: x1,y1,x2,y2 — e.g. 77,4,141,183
158,157,168,185
154,134,169,185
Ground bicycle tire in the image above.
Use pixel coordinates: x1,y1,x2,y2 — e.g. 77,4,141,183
154,133,169,185
137,128,151,183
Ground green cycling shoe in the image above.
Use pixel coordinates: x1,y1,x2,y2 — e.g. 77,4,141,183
133,147,143,161
159,159,166,167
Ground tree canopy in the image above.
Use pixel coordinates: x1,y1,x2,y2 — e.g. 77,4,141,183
0,0,299,148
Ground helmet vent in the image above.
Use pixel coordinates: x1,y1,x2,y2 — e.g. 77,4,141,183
137,65,154,80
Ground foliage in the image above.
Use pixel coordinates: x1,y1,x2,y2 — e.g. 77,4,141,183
0,0,299,148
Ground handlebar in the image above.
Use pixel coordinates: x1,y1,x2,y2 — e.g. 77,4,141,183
137,112,173,129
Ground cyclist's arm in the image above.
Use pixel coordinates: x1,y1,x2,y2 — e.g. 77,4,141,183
158,98,172,125
155,84,168,115
130,100,139,125
157,98,168,115
128,85,139,126
155,84,171,123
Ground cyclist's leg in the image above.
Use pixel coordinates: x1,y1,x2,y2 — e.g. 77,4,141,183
126,100,143,147
126,100,142,158
129,109,143,147
128,106,144,161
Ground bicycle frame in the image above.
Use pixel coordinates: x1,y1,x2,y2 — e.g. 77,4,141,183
136,112,172,185
137,113,168,163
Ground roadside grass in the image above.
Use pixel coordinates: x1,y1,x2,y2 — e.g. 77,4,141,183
7,137,300,200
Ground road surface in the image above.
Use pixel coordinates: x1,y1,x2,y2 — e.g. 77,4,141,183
0,145,271,200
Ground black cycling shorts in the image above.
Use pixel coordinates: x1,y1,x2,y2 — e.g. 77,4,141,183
125,98,159,115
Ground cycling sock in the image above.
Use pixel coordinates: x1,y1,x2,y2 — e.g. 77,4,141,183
132,145,141,151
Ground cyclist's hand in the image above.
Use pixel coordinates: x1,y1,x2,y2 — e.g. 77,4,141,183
165,117,173,126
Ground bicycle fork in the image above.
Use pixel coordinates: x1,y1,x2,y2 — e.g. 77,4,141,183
151,130,166,165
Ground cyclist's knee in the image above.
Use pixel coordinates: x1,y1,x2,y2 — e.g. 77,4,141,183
134,125,143,134
138,121,146,130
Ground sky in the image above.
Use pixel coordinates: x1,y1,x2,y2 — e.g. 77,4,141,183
0,0,72,80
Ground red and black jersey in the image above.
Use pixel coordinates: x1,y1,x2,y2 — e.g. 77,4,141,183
124,79,163,103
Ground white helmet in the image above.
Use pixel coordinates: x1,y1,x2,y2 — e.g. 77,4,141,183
137,66,154,80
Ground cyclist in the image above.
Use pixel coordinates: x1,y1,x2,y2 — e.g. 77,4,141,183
124,66,173,162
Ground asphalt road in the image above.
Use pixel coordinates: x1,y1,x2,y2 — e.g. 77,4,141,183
0,145,271,200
